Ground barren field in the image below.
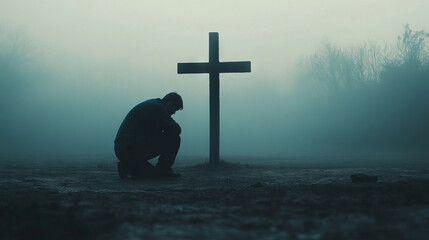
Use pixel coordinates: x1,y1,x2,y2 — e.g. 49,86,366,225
1,157,428,240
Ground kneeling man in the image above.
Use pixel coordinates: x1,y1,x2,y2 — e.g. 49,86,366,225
114,92,183,178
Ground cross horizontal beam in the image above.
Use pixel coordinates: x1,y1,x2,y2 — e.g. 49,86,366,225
177,63,209,74
219,61,251,73
178,61,251,74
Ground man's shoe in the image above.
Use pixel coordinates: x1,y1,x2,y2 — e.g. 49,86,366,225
117,162,131,179
156,168,181,178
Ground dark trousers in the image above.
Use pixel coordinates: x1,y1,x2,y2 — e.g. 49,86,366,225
115,134,181,175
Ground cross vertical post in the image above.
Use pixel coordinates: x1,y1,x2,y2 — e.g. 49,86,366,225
209,33,220,164
178,32,251,164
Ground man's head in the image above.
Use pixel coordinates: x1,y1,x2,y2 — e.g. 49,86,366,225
162,92,183,115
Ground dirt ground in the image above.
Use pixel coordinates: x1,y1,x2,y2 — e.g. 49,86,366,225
0,157,428,240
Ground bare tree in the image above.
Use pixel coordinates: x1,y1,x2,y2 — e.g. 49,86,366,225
394,24,429,67
302,41,385,93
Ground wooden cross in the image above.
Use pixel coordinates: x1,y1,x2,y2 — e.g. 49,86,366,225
178,32,251,164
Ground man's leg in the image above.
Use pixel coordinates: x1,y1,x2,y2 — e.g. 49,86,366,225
130,160,156,178
115,141,134,179
115,140,158,178
155,134,181,175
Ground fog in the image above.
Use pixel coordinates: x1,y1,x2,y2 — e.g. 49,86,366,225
1,0,428,160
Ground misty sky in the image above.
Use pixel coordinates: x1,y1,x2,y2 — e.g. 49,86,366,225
2,0,428,79
0,0,428,158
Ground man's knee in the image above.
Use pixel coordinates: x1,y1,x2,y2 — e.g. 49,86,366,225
163,134,181,150
163,133,180,142
173,135,181,145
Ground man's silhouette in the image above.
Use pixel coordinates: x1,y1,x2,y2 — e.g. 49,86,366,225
114,92,183,178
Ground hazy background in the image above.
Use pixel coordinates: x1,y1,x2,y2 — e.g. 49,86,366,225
0,0,428,160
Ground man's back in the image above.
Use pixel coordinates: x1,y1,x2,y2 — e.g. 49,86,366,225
115,98,180,145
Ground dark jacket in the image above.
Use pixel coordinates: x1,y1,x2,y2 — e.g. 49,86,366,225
114,98,181,147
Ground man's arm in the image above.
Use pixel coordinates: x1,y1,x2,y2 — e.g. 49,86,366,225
159,109,181,135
